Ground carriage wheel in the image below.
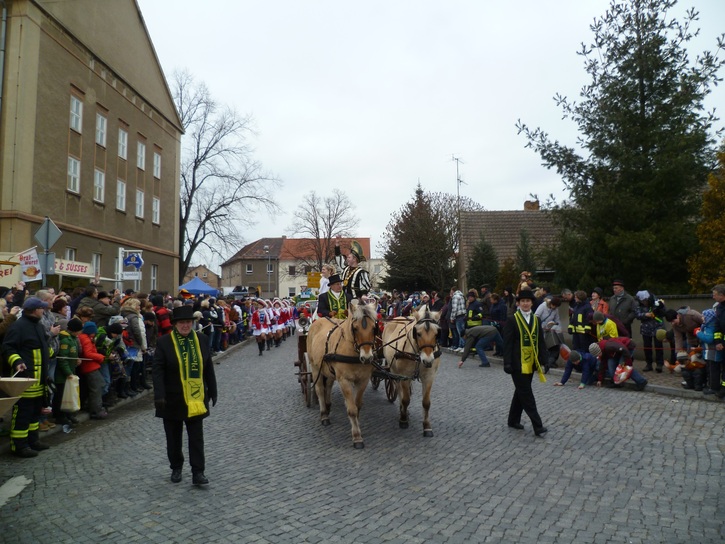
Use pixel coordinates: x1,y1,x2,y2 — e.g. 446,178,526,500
371,375,382,390
385,378,398,403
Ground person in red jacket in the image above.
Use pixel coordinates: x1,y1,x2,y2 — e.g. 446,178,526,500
78,321,109,419
590,337,648,391
151,295,173,336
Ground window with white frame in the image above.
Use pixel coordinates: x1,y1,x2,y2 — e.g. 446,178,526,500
65,248,76,260
153,152,161,178
92,253,102,276
288,288,296,297
93,169,105,203
67,156,80,193
118,128,128,159
137,141,146,170
267,262,274,274
151,264,158,291
246,264,253,274
95,113,107,147
70,96,82,132
136,189,144,218
116,179,126,210
152,196,160,224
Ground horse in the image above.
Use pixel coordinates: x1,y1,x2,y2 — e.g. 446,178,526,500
306,301,378,449
382,304,442,437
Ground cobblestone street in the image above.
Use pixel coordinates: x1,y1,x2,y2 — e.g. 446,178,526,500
1,338,724,543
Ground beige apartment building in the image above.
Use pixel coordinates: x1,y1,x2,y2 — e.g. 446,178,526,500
0,0,182,292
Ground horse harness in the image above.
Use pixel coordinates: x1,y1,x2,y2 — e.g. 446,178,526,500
380,316,442,381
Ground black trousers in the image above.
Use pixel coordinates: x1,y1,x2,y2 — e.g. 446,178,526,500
508,372,544,431
10,396,42,452
163,418,205,474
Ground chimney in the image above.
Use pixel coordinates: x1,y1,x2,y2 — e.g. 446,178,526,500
524,199,540,211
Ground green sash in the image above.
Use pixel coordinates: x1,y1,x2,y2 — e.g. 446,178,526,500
170,330,207,418
327,291,347,319
514,311,540,375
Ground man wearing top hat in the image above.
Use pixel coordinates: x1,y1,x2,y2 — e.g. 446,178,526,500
334,239,371,304
316,274,348,320
152,305,217,486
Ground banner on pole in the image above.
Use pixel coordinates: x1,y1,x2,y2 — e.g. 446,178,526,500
18,248,43,282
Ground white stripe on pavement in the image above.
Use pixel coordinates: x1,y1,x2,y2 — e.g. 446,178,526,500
0,476,33,508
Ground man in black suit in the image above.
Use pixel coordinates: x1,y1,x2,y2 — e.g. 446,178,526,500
153,305,217,485
503,290,547,437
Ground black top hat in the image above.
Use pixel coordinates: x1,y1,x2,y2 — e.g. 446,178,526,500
170,305,197,323
328,274,342,285
516,289,536,302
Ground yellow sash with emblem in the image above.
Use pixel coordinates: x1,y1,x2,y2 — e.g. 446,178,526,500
514,311,546,382
170,330,207,418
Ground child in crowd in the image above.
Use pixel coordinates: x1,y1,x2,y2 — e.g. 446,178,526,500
553,349,597,389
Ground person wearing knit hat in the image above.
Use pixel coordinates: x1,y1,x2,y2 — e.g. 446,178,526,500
590,337,648,390
591,311,619,341
77,320,109,419
52,318,83,427
590,287,609,314
553,348,597,390
503,286,547,437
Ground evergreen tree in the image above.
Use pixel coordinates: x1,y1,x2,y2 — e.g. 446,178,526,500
688,146,725,291
496,258,518,296
517,0,724,293
515,229,537,277
380,184,483,292
467,235,499,290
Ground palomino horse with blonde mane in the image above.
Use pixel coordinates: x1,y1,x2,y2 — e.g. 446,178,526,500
307,301,378,449
382,304,442,437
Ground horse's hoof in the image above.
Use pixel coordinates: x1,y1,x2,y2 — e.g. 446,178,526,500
353,442,365,449
399,421,409,429
321,419,331,426
423,430,434,437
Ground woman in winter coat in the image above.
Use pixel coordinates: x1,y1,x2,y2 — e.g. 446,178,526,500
121,298,149,394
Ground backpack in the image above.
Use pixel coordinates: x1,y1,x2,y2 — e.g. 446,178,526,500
122,328,134,347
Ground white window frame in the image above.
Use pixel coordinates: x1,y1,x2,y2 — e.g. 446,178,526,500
246,264,253,274
95,113,107,147
67,156,80,193
136,189,144,218
116,179,126,211
118,128,128,160
93,169,105,203
70,96,83,133
92,253,102,276
267,263,274,274
152,196,160,224
151,264,158,291
65,248,76,260
137,141,146,170
153,152,161,178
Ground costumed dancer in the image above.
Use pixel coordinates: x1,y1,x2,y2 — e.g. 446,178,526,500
334,239,371,304
250,299,270,356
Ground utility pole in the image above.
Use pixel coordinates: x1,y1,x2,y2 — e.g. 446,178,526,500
452,155,466,292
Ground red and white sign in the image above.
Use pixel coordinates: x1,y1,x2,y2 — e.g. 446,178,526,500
18,248,43,283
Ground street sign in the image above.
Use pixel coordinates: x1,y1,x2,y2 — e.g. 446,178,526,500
38,252,56,276
122,271,142,280
34,217,62,250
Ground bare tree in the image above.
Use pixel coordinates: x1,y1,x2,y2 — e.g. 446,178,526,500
173,70,279,278
287,189,359,271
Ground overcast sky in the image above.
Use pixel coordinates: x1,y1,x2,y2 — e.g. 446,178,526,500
137,0,725,267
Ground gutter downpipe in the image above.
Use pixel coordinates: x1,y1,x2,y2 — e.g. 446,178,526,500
0,1,7,126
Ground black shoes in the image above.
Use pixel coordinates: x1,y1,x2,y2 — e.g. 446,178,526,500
192,472,209,486
535,427,548,437
643,366,653,372
14,447,38,458
636,380,648,391
30,441,50,451
508,423,524,430
171,469,182,483
479,363,491,367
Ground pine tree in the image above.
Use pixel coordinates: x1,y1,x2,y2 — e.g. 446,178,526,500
517,0,725,292
467,235,499,290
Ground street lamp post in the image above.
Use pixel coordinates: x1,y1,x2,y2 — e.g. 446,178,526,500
264,245,271,297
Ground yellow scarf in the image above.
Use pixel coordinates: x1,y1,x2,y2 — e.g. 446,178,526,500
170,330,208,418
514,311,546,382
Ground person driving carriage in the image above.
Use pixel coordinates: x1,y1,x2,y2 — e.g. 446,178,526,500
334,239,371,304
316,274,347,319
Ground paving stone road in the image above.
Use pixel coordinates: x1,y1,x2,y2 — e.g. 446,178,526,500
1,337,724,543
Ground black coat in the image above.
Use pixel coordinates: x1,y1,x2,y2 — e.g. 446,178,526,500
503,311,545,375
152,331,217,421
